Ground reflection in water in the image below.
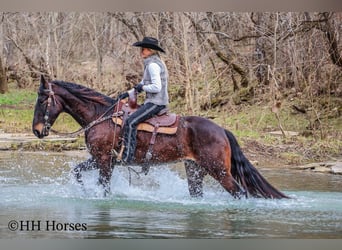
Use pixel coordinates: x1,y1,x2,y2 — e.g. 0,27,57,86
0,151,341,238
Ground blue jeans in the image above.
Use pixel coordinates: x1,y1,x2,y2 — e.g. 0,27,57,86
121,102,165,163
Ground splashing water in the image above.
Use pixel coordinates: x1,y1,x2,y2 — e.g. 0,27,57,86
0,151,341,238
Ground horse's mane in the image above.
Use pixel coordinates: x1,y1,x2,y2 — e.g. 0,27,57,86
51,80,115,106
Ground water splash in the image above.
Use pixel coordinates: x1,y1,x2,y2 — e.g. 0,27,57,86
1,151,341,238
2,160,341,212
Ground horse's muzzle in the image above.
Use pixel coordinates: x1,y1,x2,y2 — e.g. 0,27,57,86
43,123,51,136
32,122,50,138
33,129,45,139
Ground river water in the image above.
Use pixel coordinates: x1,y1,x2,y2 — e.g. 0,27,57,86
0,150,341,239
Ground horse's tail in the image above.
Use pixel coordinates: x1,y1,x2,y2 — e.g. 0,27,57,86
225,129,289,199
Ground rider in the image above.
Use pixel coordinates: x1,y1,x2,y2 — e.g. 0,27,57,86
117,37,169,164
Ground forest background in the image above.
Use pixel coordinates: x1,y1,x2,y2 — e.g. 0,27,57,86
0,12,341,166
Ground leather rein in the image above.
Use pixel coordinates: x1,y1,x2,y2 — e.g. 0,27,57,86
43,82,121,138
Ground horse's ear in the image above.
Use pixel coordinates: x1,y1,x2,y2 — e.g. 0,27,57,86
40,75,48,89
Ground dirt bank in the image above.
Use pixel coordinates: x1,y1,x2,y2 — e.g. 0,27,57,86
0,132,84,151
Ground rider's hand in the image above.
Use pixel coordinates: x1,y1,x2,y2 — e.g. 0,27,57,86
118,92,129,100
134,83,144,93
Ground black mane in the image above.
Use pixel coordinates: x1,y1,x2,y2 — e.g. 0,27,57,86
51,80,115,106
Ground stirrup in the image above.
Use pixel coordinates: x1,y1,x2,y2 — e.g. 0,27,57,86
116,144,125,163
111,149,119,157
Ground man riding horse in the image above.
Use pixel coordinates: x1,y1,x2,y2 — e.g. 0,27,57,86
117,37,169,164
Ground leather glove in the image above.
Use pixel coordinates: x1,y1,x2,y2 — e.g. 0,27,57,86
134,83,144,93
117,92,129,100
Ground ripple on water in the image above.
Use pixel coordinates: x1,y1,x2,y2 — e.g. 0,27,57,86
0,151,341,238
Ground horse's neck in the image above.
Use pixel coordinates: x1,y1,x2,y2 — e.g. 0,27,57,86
63,95,105,128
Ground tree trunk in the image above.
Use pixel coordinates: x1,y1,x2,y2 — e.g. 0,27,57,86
321,13,342,68
0,56,8,94
186,12,250,88
0,13,7,93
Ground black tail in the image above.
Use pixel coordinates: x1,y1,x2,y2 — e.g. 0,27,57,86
225,130,289,199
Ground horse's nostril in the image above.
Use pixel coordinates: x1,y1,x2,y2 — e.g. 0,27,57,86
33,129,43,138
33,130,39,137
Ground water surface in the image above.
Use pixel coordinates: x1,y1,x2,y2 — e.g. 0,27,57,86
0,151,341,238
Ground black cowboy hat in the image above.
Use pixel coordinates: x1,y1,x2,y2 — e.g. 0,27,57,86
132,37,165,53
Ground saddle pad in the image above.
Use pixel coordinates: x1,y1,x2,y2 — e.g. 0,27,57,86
112,117,178,135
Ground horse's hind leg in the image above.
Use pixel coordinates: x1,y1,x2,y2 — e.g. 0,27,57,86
72,157,98,185
218,174,246,199
184,160,207,197
197,154,246,199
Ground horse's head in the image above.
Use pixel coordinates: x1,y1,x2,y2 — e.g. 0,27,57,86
32,75,64,138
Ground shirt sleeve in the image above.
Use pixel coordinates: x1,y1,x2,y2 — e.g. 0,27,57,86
142,63,162,93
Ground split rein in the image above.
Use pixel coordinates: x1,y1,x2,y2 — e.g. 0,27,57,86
50,113,117,138
43,82,121,138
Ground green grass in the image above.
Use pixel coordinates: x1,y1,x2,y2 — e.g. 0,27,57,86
0,85,80,133
0,88,37,106
0,107,81,134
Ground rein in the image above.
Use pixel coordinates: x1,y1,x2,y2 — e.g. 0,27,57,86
50,113,115,137
43,82,121,137
50,104,122,138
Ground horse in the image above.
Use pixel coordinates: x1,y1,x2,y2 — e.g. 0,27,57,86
32,75,288,199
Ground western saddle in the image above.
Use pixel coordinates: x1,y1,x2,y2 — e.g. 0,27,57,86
112,91,179,164
112,92,179,134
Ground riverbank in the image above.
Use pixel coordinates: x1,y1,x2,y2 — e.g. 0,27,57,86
0,132,85,151
240,137,342,175
1,85,341,174
1,131,341,175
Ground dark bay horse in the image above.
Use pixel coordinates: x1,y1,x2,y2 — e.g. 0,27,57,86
32,76,288,199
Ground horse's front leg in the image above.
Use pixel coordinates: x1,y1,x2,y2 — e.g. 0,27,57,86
184,160,207,198
73,157,98,185
97,156,114,197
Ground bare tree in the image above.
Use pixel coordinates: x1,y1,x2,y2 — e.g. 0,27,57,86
1,12,340,107
185,12,250,89
0,13,8,93
0,56,7,94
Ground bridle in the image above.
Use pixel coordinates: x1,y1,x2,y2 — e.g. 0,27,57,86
42,82,57,136
40,81,121,137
